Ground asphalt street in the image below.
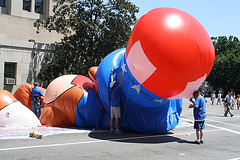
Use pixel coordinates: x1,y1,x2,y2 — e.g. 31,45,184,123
0,98,240,160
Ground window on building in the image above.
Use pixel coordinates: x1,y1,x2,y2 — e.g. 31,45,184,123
23,0,31,12
35,0,43,14
4,62,17,85
0,0,6,7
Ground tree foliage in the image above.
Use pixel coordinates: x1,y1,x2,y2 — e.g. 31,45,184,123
207,36,240,93
34,0,139,82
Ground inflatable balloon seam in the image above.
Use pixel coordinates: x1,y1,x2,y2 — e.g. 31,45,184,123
44,86,77,105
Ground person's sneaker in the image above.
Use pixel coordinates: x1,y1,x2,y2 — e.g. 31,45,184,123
231,114,234,117
200,140,204,144
110,128,115,134
115,130,121,134
194,140,200,144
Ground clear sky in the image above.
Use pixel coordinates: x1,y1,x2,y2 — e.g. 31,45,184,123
129,0,240,38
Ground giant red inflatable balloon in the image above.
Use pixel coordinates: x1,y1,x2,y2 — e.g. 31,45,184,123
126,7,215,99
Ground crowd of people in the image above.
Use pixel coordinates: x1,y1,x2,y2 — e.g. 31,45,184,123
198,90,240,118
208,90,240,111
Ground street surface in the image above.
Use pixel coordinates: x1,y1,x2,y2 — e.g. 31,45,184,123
0,98,240,160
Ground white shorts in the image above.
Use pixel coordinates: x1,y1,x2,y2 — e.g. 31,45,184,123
111,106,121,119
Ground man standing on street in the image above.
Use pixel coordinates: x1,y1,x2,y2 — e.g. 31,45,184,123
223,92,234,117
109,68,123,134
189,90,206,144
31,82,44,118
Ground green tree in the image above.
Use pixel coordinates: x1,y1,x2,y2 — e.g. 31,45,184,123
211,35,240,55
35,0,139,82
207,36,240,93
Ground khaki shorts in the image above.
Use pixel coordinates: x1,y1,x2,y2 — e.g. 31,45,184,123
111,106,121,118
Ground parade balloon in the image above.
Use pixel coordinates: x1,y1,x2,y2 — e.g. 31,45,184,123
96,7,214,133
0,7,215,133
0,90,41,127
40,75,104,128
126,7,215,99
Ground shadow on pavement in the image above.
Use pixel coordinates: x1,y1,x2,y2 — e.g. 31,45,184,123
177,139,197,144
88,130,182,144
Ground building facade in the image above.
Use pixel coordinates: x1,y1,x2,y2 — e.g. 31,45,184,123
0,0,62,93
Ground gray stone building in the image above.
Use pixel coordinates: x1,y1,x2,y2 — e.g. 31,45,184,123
0,0,62,93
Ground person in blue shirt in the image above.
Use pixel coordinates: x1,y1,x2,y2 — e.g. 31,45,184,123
189,90,206,144
109,68,123,134
31,82,44,118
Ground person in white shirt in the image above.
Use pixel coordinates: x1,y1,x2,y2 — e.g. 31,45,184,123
223,92,234,117
211,92,215,105
217,91,222,105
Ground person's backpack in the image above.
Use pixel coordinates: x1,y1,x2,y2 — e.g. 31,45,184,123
32,89,40,103
33,95,40,103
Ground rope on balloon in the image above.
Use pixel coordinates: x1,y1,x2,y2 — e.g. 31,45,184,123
121,71,132,130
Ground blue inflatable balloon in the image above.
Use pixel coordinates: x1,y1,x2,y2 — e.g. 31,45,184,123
97,49,182,133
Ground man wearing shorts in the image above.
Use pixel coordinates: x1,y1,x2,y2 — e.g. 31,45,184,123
189,90,206,144
109,68,123,134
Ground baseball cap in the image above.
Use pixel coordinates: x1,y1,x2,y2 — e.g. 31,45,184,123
34,82,40,86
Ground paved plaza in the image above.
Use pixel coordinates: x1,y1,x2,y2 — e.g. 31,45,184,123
0,97,240,160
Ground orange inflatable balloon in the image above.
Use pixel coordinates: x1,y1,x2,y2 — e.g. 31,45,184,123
13,83,33,110
88,66,98,83
0,90,17,109
88,66,98,94
40,75,89,126
0,90,41,127
39,106,73,127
